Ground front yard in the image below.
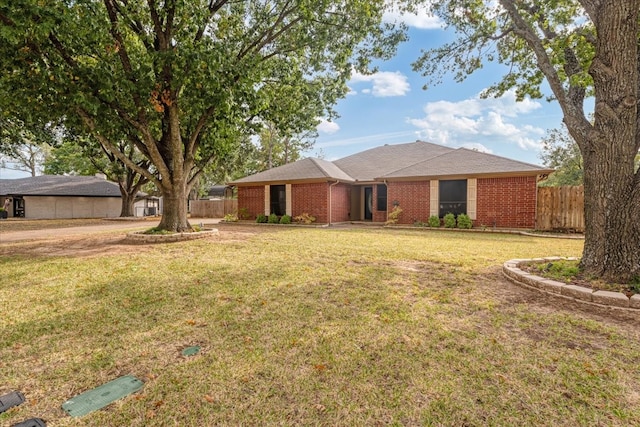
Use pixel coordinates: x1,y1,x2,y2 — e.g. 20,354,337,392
1,225,638,426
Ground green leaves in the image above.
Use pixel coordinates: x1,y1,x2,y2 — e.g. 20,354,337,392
412,0,595,101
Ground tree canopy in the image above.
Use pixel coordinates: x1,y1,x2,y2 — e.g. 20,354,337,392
412,0,640,282
0,0,402,230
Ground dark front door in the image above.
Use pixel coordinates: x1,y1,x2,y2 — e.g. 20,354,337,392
270,185,286,216
364,186,373,220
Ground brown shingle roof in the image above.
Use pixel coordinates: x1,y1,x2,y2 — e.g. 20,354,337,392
380,147,552,179
334,140,454,181
228,157,354,184
229,141,552,185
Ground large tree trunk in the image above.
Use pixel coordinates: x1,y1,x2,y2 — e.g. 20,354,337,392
119,191,136,217
158,180,191,232
577,0,640,283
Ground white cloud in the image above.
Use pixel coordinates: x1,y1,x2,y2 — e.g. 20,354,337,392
461,143,493,153
407,89,545,151
350,71,410,97
317,118,340,134
382,3,444,29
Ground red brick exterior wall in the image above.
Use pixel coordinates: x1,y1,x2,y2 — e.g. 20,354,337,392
292,183,328,223
237,175,538,228
237,186,265,219
330,183,351,223
386,181,431,224
476,176,538,228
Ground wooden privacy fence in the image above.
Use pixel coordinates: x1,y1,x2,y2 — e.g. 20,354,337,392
536,186,584,232
190,199,237,218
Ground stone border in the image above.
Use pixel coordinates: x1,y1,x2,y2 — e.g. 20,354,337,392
125,228,219,243
503,258,640,311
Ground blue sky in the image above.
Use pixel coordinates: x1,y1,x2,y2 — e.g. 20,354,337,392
312,8,568,165
1,7,571,180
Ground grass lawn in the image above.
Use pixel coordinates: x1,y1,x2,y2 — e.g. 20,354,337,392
1,225,639,426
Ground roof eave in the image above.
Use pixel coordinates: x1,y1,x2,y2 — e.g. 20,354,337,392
229,177,355,186
377,170,555,181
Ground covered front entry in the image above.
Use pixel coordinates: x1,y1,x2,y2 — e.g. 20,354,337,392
348,185,374,221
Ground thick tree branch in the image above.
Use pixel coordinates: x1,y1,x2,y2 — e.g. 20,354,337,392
103,0,150,123
186,106,216,161
77,109,160,187
499,0,592,143
147,0,167,50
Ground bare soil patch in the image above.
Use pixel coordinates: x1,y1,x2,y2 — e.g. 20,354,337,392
0,222,268,258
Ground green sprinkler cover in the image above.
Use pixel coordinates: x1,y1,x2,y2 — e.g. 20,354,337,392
62,375,144,417
181,346,201,356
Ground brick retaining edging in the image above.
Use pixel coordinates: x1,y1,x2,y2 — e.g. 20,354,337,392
125,228,219,243
503,258,640,311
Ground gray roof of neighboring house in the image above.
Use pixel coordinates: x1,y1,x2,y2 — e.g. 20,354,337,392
229,157,355,184
228,140,552,185
381,147,552,179
0,175,123,197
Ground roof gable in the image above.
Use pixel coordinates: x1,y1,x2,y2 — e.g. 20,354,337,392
229,157,354,184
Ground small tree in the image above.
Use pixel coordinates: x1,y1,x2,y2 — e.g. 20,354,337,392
0,117,53,176
538,125,583,187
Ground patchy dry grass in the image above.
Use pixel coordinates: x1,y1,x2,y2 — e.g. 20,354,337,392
0,218,112,232
1,226,639,426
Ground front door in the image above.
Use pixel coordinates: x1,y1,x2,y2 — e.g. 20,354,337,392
364,186,373,220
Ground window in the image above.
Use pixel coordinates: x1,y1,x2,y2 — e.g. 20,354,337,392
376,184,387,211
270,185,286,216
439,180,467,217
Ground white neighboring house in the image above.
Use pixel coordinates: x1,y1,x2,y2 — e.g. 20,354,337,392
0,175,155,219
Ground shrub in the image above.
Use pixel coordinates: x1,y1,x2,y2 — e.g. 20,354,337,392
279,214,292,224
443,213,456,228
457,214,472,229
256,214,267,223
237,207,250,220
268,213,279,224
428,215,441,227
385,206,403,225
223,213,238,222
294,213,316,224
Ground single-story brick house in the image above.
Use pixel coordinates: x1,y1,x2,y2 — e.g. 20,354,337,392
0,175,156,219
228,140,553,228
